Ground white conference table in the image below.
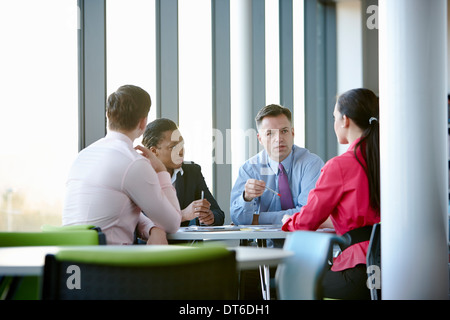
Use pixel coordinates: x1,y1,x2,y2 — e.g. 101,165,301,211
167,225,287,242
0,245,293,300
0,245,292,276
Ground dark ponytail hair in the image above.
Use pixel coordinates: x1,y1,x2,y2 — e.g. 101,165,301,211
337,88,380,211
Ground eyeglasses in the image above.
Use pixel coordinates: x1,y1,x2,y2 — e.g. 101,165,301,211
157,141,185,151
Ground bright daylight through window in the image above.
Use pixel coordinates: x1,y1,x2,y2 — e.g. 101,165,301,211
0,0,78,231
0,0,305,231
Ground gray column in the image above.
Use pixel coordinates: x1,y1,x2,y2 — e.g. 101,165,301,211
251,0,265,123
230,0,255,181
78,0,107,150
379,0,448,299
304,0,337,161
212,0,232,223
156,0,179,122
279,0,293,112
361,0,379,94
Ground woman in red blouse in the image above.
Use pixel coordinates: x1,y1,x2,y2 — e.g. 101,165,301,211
282,88,380,299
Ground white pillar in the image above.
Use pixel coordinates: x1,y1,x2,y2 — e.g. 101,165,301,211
379,0,448,299
230,0,254,182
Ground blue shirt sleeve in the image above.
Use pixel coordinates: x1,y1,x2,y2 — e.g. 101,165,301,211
230,147,324,225
230,162,260,225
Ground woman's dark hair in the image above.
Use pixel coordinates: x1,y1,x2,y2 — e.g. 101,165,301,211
142,118,178,148
106,85,151,131
337,88,380,211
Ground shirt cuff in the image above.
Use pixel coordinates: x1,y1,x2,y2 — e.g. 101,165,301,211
240,192,258,211
137,213,156,240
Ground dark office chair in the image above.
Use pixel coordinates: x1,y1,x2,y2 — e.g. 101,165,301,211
366,223,381,300
0,227,106,300
42,245,238,300
275,231,346,300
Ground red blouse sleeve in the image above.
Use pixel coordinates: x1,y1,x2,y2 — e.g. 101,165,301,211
282,159,343,232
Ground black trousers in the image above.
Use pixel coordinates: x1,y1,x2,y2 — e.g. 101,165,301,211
321,264,371,300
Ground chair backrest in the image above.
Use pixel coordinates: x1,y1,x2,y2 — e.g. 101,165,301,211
276,231,345,300
366,223,381,300
41,224,96,232
0,227,105,300
41,224,107,245
0,230,105,247
42,245,238,300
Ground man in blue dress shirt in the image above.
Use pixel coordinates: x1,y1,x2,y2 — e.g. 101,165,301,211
230,104,324,226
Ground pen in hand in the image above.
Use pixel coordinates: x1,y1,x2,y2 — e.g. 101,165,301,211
265,186,280,197
199,190,205,226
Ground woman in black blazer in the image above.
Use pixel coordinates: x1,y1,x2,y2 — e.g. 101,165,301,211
142,118,224,226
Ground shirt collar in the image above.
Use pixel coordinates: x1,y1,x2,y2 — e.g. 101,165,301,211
105,130,134,147
266,146,295,175
171,167,184,185
347,137,362,152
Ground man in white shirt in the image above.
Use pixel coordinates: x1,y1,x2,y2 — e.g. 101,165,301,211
63,85,181,245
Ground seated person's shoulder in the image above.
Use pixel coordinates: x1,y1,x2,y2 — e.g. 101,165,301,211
182,161,202,173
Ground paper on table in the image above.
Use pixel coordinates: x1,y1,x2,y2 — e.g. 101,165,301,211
181,226,242,232
238,225,283,232
180,225,283,232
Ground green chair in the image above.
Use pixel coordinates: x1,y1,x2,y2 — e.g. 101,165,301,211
40,224,107,245
42,245,238,300
0,231,106,247
0,227,106,300
41,224,96,231
275,231,346,300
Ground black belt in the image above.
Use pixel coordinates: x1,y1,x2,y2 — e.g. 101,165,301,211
340,225,373,251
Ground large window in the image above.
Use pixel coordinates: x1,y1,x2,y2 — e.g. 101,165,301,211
107,0,157,124
265,0,280,106
178,0,213,189
293,0,305,148
107,0,214,189
0,1,310,230
0,0,78,231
